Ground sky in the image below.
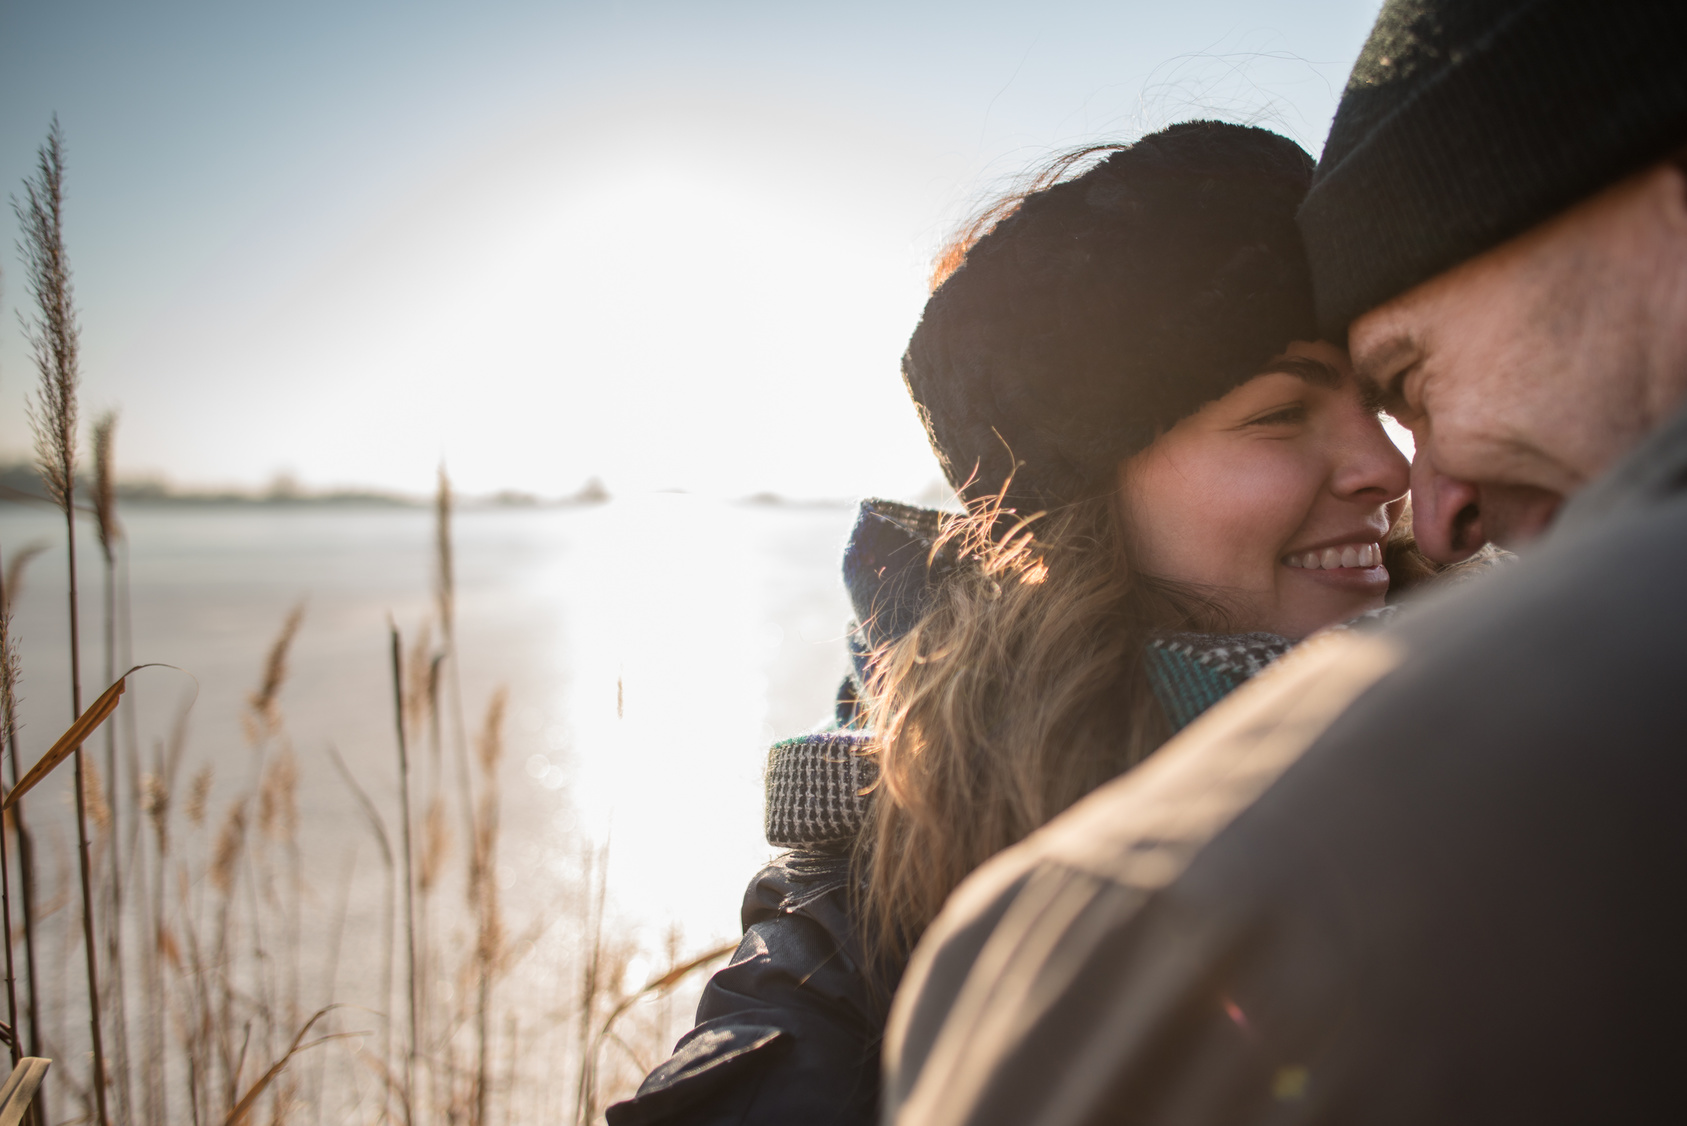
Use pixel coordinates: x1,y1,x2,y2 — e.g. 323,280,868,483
0,0,1385,500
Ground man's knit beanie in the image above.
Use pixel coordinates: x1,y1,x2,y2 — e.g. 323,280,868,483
904,121,1318,510
1301,0,1687,337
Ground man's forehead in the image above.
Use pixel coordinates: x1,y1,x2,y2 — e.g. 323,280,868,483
1347,309,1422,388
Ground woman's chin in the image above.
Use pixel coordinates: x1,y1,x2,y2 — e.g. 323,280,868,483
1266,563,1391,638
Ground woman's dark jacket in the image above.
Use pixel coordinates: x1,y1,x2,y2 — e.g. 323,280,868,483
604,501,1295,1126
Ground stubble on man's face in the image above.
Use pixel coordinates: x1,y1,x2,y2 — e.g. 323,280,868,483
1347,161,1687,554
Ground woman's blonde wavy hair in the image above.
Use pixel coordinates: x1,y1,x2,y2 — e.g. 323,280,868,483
851,483,1221,984
851,480,1439,988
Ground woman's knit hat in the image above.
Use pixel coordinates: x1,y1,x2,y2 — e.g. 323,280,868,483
903,120,1318,509
1299,0,1687,337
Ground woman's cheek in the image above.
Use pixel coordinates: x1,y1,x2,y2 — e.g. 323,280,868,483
1167,456,1307,589
1220,458,1328,593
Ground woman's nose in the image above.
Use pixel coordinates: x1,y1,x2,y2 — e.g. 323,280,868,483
1331,410,1411,502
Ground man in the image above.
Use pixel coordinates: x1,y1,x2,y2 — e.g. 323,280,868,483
880,1,1687,1123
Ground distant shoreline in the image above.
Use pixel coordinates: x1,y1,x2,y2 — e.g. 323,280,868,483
0,466,859,512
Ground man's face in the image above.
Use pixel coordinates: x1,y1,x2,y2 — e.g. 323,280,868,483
1348,162,1687,562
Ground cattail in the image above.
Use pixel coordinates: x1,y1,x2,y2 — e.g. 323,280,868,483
16,116,109,1126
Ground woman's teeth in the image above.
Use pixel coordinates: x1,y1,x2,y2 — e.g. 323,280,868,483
1284,542,1382,570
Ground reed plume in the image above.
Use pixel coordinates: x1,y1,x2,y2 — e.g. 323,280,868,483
210,800,247,897
247,603,304,744
258,750,297,844
18,122,79,519
91,414,119,565
185,765,213,827
15,116,108,1126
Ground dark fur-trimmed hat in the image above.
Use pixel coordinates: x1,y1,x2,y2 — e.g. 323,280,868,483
1300,0,1687,337
904,120,1318,509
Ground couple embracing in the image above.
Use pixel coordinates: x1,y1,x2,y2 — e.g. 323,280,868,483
621,0,1687,1121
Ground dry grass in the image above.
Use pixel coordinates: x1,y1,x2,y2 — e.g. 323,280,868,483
2,121,738,1126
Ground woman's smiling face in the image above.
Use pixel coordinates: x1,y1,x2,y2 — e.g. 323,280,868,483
1120,340,1410,640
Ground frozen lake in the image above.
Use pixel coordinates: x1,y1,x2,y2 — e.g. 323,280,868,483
0,494,861,1119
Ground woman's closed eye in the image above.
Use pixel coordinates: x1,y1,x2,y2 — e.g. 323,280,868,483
1242,403,1307,427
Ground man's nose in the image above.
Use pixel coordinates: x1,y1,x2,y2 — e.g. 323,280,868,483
1410,454,1485,563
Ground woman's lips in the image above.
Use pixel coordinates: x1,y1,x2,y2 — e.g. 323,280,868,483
1281,540,1390,593
1282,542,1382,570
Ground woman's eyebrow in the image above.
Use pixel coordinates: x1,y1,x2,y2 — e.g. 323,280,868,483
1260,356,1342,387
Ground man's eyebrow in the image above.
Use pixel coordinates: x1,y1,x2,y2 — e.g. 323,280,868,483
1259,355,1342,387
1351,334,1418,394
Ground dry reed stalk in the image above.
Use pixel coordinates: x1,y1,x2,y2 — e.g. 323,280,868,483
89,413,135,1126
0,548,44,1122
435,468,475,846
571,843,612,1126
414,640,442,1119
312,846,357,1126
137,766,168,1126
388,623,419,1126
322,742,396,1123
148,693,190,1126
177,867,213,1126
434,468,454,657
260,746,302,1052
207,794,251,1116
0,551,26,1075
433,467,497,1124
210,799,247,897
240,606,304,1099
223,1004,357,1126
186,766,213,827
15,117,108,1126
579,939,736,1115
470,689,506,1126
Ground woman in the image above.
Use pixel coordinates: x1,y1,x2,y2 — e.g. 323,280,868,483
609,120,1417,1126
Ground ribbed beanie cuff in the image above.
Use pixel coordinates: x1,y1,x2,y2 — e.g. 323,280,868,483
1300,0,1687,337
